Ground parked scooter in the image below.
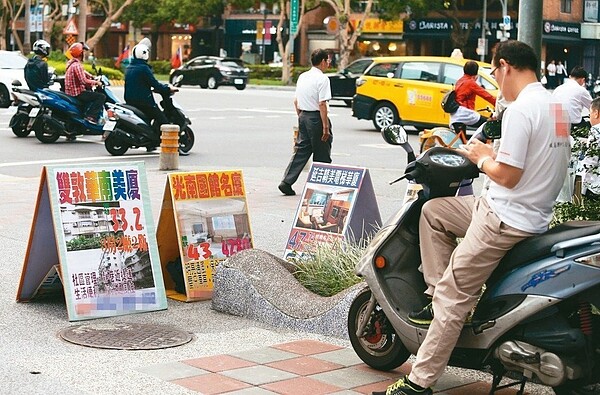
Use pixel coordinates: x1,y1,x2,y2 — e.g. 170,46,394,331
593,76,600,99
103,91,194,156
348,125,600,394
33,73,119,143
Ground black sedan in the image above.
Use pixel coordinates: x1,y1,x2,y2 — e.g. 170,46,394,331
169,56,250,90
327,58,373,106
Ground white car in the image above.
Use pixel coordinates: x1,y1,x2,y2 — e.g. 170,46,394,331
0,50,29,108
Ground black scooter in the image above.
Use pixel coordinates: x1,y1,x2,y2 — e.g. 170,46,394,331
103,91,194,156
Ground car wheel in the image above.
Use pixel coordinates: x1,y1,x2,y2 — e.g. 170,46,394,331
235,84,246,91
0,84,11,108
170,74,183,87
372,102,399,132
208,76,218,89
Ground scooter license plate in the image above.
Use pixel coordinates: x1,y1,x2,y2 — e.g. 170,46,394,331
234,79,243,84
103,120,117,131
29,107,39,118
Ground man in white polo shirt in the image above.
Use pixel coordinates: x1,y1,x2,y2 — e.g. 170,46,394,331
279,48,333,196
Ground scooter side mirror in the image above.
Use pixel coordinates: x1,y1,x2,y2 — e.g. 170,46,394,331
382,124,408,145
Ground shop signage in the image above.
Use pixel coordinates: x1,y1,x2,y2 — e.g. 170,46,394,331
543,21,581,37
405,18,514,37
157,170,253,302
17,162,167,321
351,18,403,34
284,163,380,261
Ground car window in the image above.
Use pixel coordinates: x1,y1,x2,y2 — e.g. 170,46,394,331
204,59,216,66
346,59,371,74
477,74,497,90
189,60,203,67
399,62,441,82
442,64,463,85
367,62,399,77
221,59,243,68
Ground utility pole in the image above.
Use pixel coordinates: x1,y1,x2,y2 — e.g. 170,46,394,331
518,0,543,70
479,0,487,61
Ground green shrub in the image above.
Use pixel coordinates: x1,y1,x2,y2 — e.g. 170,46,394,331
48,59,124,80
551,122,600,225
288,238,366,296
247,64,310,83
149,60,173,75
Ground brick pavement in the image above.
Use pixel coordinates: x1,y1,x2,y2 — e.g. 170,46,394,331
137,340,527,395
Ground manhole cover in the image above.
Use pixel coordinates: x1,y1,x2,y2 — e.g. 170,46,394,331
58,322,194,350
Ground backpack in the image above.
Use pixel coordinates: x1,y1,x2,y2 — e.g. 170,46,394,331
441,90,459,114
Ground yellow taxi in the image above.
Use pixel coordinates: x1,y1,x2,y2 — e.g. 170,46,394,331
352,56,499,131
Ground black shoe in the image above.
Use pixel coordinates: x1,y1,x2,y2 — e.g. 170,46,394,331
146,146,157,152
372,376,432,395
408,302,434,326
278,182,296,196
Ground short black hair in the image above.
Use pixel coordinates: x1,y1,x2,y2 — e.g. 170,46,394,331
570,66,588,79
493,40,538,72
592,97,600,113
311,49,329,66
463,61,479,76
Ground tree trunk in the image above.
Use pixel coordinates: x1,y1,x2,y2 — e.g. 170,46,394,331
78,0,87,42
276,0,306,85
11,1,25,53
86,0,134,48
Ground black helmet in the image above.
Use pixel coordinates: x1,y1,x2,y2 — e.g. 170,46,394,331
32,39,51,57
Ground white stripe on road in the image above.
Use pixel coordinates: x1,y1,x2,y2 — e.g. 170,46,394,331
0,153,159,168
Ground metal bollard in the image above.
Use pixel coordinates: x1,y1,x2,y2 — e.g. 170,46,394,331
159,124,179,170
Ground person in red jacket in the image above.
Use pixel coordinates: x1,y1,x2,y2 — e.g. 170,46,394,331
449,60,496,129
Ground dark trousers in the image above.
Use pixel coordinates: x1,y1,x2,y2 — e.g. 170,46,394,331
282,111,332,186
131,103,169,142
77,90,105,119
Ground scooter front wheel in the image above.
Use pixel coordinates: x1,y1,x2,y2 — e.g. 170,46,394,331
178,126,195,154
348,288,410,371
10,112,30,137
104,132,129,156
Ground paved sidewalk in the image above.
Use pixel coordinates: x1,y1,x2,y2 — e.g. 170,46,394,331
140,340,529,395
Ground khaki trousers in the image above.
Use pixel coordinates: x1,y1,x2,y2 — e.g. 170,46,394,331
409,196,533,388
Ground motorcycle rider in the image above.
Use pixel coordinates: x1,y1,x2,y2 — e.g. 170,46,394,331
64,42,104,124
449,60,496,130
124,38,176,151
373,40,570,395
24,39,52,91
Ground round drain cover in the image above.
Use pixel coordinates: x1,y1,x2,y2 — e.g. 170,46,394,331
58,322,193,350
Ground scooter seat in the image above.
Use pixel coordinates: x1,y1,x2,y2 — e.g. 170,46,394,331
121,104,150,124
46,90,82,107
495,220,600,277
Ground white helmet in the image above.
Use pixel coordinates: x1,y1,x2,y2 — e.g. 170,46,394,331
33,39,51,57
132,43,150,61
138,37,151,49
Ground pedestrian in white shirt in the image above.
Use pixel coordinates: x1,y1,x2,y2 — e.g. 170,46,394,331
546,59,557,89
552,66,593,128
556,61,567,86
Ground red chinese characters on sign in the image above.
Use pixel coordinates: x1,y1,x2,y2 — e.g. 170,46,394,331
171,171,245,201
100,234,149,253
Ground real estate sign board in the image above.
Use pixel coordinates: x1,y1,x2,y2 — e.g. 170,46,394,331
284,163,381,260
17,162,168,321
157,170,253,302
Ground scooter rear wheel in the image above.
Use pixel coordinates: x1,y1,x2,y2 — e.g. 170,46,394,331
348,288,410,371
104,132,129,156
34,118,61,143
